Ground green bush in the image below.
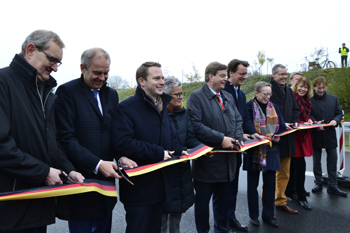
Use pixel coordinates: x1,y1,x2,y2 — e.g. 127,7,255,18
327,68,350,114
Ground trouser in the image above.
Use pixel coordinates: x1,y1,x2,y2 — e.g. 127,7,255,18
313,148,338,187
286,157,307,201
68,214,112,233
194,180,230,233
11,226,47,233
275,156,291,206
341,56,348,67
228,156,241,221
124,202,163,233
247,170,276,221
161,213,182,233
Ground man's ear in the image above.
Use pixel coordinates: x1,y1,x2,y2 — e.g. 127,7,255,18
80,64,86,75
138,77,145,87
25,43,36,60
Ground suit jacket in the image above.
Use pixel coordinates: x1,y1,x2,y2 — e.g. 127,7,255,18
55,75,118,220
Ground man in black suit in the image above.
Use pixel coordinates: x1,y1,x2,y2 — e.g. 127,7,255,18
55,48,136,233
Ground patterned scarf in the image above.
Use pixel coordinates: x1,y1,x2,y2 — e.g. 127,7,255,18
295,93,312,142
252,98,279,171
145,92,163,113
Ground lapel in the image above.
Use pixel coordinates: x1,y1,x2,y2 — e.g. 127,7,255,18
79,76,103,119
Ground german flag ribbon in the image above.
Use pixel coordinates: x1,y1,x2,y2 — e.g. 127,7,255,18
272,123,333,138
123,144,213,177
0,179,117,201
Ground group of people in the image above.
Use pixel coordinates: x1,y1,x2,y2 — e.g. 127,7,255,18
0,29,347,233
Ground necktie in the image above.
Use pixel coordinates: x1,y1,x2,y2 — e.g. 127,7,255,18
216,94,225,111
92,90,99,101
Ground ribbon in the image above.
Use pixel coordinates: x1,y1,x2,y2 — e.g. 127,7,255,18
0,179,117,201
123,144,213,177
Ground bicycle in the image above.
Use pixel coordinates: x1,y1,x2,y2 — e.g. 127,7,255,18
305,53,335,70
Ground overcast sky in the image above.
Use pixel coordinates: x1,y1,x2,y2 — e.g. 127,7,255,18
1,0,349,87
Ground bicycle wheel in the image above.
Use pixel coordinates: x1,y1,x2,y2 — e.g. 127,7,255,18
326,61,336,68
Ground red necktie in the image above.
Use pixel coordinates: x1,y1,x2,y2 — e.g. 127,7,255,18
216,94,225,111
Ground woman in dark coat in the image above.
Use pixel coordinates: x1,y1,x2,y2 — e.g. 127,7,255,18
161,76,201,233
286,77,314,210
243,81,286,228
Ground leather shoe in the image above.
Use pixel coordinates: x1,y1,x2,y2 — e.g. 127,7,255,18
229,219,248,232
276,204,298,214
250,218,260,227
327,186,348,196
312,183,323,192
263,218,279,228
299,200,311,210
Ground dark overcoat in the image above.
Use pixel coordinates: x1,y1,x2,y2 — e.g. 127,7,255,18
270,78,300,157
0,54,75,232
55,76,118,220
310,91,343,149
112,86,183,207
163,106,200,213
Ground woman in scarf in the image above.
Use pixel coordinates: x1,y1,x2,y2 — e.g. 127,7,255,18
161,76,201,233
243,81,286,228
286,77,314,210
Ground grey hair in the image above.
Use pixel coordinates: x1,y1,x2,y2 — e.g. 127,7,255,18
272,64,286,74
21,30,65,56
81,48,111,70
254,81,272,93
163,76,181,95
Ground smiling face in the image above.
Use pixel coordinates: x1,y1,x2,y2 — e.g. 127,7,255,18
168,86,183,110
139,66,164,100
255,86,272,104
229,64,247,87
314,83,326,96
272,67,288,86
81,52,110,90
296,82,309,97
26,39,63,82
208,69,227,93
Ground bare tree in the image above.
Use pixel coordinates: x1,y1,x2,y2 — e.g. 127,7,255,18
185,64,202,83
107,75,128,90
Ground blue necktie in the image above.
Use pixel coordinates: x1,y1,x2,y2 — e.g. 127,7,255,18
92,90,98,102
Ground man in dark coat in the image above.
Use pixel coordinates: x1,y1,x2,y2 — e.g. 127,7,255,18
310,77,347,196
0,30,84,233
269,64,300,214
111,62,184,233
224,59,263,232
187,62,244,233
55,48,136,233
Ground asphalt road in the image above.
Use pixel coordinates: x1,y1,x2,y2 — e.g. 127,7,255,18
48,151,350,233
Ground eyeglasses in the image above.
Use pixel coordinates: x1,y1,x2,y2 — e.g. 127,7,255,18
170,92,185,98
37,47,62,67
276,73,288,76
260,92,272,97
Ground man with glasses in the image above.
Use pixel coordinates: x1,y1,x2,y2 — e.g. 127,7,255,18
0,30,84,233
224,59,263,232
270,64,300,214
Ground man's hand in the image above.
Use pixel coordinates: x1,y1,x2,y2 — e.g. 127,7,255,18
45,168,63,186
221,136,236,149
68,171,85,183
164,150,174,160
243,134,250,141
330,120,337,127
251,133,265,140
120,157,138,168
98,161,122,179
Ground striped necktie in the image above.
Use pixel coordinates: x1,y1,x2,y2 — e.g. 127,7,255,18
216,94,225,111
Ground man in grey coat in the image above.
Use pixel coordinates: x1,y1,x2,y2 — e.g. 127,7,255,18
187,62,244,233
